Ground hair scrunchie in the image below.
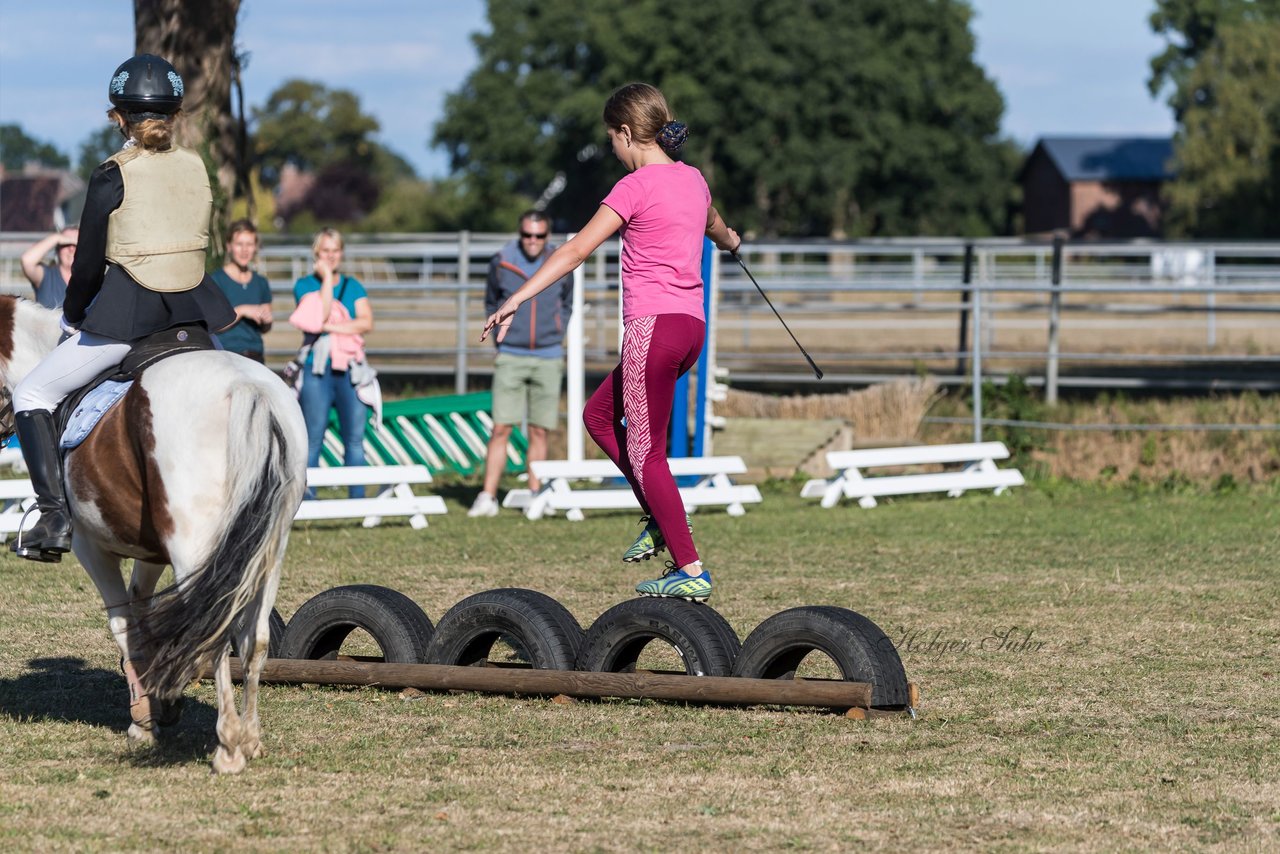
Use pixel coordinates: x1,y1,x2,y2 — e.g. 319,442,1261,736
657,121,689,152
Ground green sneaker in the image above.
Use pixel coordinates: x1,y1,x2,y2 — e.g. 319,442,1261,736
622,515,692,563
635,563,712,602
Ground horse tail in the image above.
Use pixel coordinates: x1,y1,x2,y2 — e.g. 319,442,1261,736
143,378,305,701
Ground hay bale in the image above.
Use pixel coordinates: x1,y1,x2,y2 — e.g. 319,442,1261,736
712,417,851,480
719,378,940,443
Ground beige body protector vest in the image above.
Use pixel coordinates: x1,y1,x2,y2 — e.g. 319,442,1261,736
105,145,211,292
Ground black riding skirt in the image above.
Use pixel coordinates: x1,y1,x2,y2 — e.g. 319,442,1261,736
77,264,237,341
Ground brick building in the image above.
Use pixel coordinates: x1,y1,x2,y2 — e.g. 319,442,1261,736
1020,136,1173,239
0,165,85,232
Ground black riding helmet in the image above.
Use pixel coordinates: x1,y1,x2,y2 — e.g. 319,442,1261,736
108,54,184,119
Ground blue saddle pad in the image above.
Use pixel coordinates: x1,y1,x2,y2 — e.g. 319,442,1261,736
60,380,133,451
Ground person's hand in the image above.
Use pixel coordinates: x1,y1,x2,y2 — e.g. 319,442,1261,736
718,228,742,255
314,257,336,285
238,305,272,326
481,297,521,343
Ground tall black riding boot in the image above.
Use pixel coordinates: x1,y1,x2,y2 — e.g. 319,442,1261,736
11,410,73,562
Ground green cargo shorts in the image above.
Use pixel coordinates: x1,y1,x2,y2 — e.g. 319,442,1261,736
491,353,564,430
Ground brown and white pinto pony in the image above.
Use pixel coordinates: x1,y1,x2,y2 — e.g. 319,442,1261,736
0,296,307,773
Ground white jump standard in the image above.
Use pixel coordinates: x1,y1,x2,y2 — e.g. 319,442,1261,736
801,441,1024,508
502,455,762,522
297,465,447,528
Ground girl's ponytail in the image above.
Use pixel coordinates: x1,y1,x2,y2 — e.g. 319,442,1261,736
656,121,689,153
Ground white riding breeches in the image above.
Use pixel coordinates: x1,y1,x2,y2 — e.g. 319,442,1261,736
13,331,132,413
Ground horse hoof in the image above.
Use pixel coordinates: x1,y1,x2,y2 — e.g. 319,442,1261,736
212,746,247,775
127,723,156,747
242,738,263,760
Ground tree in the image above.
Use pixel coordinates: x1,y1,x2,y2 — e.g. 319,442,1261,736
133,0,242,228
76,127,123,181
253,80,378,185
434,0,1015,237
1162,20,1280,236
1149,1,1280,236
252,79,417,227
359,176,529,234
0,125,70,171
1148,0,1280,120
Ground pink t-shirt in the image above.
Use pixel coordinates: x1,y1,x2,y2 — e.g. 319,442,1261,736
601,162,711,323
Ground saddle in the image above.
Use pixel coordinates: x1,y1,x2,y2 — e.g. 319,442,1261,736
53,325,216,449
0,325,217,455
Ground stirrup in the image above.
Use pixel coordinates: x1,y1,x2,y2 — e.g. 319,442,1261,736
10,505,69,562
12,545,64,563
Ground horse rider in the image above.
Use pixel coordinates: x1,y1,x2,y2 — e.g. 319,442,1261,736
10,54,235,563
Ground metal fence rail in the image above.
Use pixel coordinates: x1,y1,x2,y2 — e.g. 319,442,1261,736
4,233,1279,412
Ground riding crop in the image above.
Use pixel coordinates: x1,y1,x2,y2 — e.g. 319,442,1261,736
730,250,824,380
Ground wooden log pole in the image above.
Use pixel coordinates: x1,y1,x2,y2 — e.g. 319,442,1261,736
211,658,873,710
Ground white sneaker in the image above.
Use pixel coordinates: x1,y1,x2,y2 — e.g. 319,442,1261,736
467,492,499,518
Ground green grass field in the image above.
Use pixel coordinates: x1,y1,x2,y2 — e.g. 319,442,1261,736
1,482,1277,850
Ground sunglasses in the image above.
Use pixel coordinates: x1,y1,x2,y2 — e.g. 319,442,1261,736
520,231,548,239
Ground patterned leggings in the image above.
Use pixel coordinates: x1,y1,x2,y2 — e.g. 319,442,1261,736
583,313,705,568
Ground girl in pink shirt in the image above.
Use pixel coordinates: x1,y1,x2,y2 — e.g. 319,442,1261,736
482,83,739,602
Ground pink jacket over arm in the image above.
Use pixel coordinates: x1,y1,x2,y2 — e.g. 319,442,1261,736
288,290,365,371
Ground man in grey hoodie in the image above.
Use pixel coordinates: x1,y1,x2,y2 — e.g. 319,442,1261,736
469,211,574,517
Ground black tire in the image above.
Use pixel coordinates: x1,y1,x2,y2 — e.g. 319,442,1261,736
278,585,434,664
426,588,584,670
575,598,737,677
699,604,742,663
732,606,909,707
230,607,288,659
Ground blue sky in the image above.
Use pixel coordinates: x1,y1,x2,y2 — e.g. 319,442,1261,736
0,0,1174,179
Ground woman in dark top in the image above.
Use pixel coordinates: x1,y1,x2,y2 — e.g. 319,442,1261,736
211,219,274,362
9,54,234,562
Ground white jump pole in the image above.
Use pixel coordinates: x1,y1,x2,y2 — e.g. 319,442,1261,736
566,254,585,462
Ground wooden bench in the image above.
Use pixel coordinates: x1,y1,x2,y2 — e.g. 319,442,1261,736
0,477,37,541
800,442,1024,509
0,464,449,540
502,455,762,521
0,447,26,473
298,465,447,528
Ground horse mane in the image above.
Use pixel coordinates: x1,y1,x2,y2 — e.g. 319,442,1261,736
0,296,63,390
